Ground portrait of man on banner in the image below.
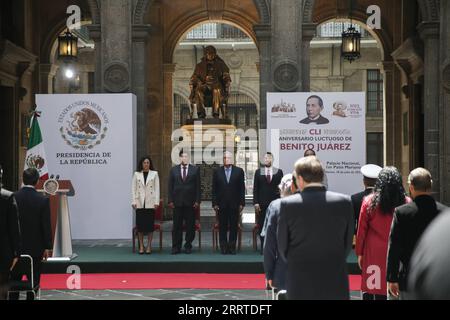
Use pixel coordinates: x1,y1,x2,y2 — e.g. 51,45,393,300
299,95,330,125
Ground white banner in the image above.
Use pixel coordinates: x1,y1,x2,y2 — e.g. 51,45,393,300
267,92,366,196
36,94,137,239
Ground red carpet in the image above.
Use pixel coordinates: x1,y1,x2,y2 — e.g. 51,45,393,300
41,274,361,291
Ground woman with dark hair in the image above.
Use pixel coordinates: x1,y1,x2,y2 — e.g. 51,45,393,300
356,167,411,300
131,156,160,254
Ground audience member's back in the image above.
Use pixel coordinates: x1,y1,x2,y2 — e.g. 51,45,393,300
278,156,354,300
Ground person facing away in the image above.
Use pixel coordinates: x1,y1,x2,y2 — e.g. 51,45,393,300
253,152,283,253
131,156,160,255
355,166,411,300
277,156,354,300
386,168,447,300
351,164,382,235
168,151,201,255
261,172,298,296
0,165,21,300
303,149,328,189
299,95,330,125
408,209,450,300
212,151,245,255
10,168,52,300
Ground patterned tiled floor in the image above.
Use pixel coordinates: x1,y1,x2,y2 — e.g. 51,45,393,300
38,289,362,300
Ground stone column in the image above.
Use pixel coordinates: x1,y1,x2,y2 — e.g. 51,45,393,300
301,23,316,92
100,0,132,94
418,22,441,199
254,24,271,156
87,24,102,93
271,0,301,93
439,0,450,204
161,63,176,203
132,24,152,160
39,63,59,93
382,61,403,168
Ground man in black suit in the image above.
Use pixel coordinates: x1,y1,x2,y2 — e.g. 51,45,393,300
278,156,354,300
387,168,447,300
10,168,52,300
0,165,21,300
408,209,450,300
212,151,246,255
253,152,283,253
168,151,201,254
299,95,330,125
351,164,381,234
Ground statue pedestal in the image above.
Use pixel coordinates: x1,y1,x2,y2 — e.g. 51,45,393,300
176,121,237,205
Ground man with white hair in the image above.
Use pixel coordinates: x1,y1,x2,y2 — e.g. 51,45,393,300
212,151,246,255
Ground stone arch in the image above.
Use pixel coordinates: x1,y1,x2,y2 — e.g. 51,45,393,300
418,0,440,22
253,0,271,24
167,18,259,64
235,84,260,109
86,0,100,24
134,0,153,24
312,11,392,61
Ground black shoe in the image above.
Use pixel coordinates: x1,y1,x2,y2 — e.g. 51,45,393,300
229,248,236,255
220,246,227,255
171,248,181,255
184,247,192,254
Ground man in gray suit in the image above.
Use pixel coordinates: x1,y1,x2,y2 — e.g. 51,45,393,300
278,156,354,300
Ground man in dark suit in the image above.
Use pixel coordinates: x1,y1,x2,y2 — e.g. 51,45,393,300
253,152,283,253
408,209,450,300
299,95,330,125
168,151,201,254
10,168,52,300
387,168,447,299
0,165,21,300
278,156,354,300
212,151,246,255
351,164,381,234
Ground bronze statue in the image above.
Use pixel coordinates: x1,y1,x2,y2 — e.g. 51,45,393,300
189,46,231,119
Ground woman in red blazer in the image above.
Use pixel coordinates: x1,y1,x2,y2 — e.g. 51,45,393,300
356,167,410,300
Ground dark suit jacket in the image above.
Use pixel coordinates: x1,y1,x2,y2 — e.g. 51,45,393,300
351,188,373,233
387,195,446,291
168,164,201,207
278,187,354,300
14,187,52,258
253,167,283,209
0,189,21,272
408,210,450,300
212,165,245,209
299,115,330,125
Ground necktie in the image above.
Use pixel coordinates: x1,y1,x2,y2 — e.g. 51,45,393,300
266,169,271,183
182,166,187,181
226,167,231,183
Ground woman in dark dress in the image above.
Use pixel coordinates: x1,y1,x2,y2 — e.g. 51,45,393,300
131,156,160,254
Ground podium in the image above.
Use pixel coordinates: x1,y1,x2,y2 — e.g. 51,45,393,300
36,180,77,261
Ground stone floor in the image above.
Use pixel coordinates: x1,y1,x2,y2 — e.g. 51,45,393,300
37,289,362,300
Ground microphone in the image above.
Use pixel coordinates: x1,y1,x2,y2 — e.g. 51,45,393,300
50,174,54,179
55,175,60,180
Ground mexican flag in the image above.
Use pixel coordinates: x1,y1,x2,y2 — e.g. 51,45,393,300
24,113,49,180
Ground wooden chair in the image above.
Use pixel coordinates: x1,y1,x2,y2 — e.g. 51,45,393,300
132,200,163,252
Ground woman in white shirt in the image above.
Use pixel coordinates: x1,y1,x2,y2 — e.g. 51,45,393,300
131,156,160,254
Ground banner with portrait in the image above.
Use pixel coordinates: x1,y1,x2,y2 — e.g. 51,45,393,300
36,94,137,239
267,92,366,196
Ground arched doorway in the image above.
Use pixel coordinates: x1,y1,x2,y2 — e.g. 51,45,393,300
172,21,260,197
310,19,385,167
